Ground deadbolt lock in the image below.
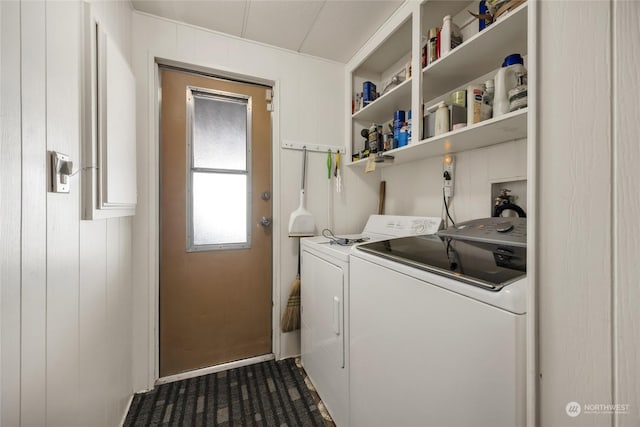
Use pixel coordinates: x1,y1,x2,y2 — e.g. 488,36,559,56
260,216,272,227
261,191,271,201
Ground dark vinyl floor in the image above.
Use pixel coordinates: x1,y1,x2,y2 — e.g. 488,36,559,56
124,358,333,427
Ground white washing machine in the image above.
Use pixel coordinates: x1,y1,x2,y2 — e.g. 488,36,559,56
300,215,442,427
349,217,527,427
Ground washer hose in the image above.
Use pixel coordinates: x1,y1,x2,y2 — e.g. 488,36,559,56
493,202,527,218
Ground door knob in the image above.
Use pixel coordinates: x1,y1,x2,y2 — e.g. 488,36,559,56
260,216,272,227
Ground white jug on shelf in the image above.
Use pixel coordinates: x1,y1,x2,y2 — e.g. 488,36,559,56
494,54,527,117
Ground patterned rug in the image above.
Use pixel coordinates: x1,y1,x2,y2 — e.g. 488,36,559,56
124,358,326,427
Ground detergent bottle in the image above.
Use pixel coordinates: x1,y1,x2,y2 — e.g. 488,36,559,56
493,54,527,117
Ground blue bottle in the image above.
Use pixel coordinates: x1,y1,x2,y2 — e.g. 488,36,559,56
479,0,488,31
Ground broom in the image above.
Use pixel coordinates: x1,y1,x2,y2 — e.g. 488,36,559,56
281,239,301,332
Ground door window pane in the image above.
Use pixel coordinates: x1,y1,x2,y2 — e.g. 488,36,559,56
192,173,247,246
188,87,251,251
193,93,247,170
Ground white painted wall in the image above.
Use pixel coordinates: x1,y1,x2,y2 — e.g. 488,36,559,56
380,139,527,220
0,1,135,426
1,3,23,426
537,1,639,426
131,11,379,391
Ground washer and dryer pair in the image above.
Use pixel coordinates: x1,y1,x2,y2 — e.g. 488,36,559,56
302,216,527,427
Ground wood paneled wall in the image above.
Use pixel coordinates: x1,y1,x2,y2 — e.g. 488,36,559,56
0,1,135,426
613,1,640,425
538,1,639,426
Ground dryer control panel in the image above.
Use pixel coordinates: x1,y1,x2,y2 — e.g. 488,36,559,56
437,217,526,247
363,215,443,237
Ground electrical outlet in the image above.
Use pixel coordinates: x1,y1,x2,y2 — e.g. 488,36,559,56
443,154,455,197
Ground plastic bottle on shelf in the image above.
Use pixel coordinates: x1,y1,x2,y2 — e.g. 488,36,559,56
466,84,484,125
393,110,405,142
483,79,494,105
363,81,377,106
494,54,527,117
480,79,494,121
421,41,427,68
368,124,381,153
440,15,463,58
508,72,528,112
441,16,452,57
450,90,467,130
435,101,450,136
479,0,489,31
397,123,409,147
407,110,412,142
427,27,438,65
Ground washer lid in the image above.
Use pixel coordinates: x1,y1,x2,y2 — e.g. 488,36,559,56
437,217,526,247
355,234,526,291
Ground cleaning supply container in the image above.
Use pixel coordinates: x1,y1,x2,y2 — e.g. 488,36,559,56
440,15,462,58
397,123,409,147
393,110,405,142
508,72,528,111
466,84,484,125
450,90,467,130
435,101,450,135
480,79,494,121
494,53,527,117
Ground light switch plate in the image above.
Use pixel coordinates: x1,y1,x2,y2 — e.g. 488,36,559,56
50,151,72,193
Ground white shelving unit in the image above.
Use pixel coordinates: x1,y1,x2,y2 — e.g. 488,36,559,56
346,0,529,167
348,9,414,157
344,3,536,425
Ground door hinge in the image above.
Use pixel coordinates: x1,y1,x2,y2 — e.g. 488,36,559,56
266,88,274,112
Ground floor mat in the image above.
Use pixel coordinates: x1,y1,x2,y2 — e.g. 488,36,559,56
124,358,326,426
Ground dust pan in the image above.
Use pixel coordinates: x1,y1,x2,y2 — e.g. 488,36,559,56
288,147,315,237
288,190,314,237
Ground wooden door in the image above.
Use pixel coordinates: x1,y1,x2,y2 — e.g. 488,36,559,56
159,67,272,377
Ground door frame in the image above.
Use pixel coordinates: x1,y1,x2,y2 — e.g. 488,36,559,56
145,57,282,387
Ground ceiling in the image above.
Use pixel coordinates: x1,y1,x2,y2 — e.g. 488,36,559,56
131,0,404,63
